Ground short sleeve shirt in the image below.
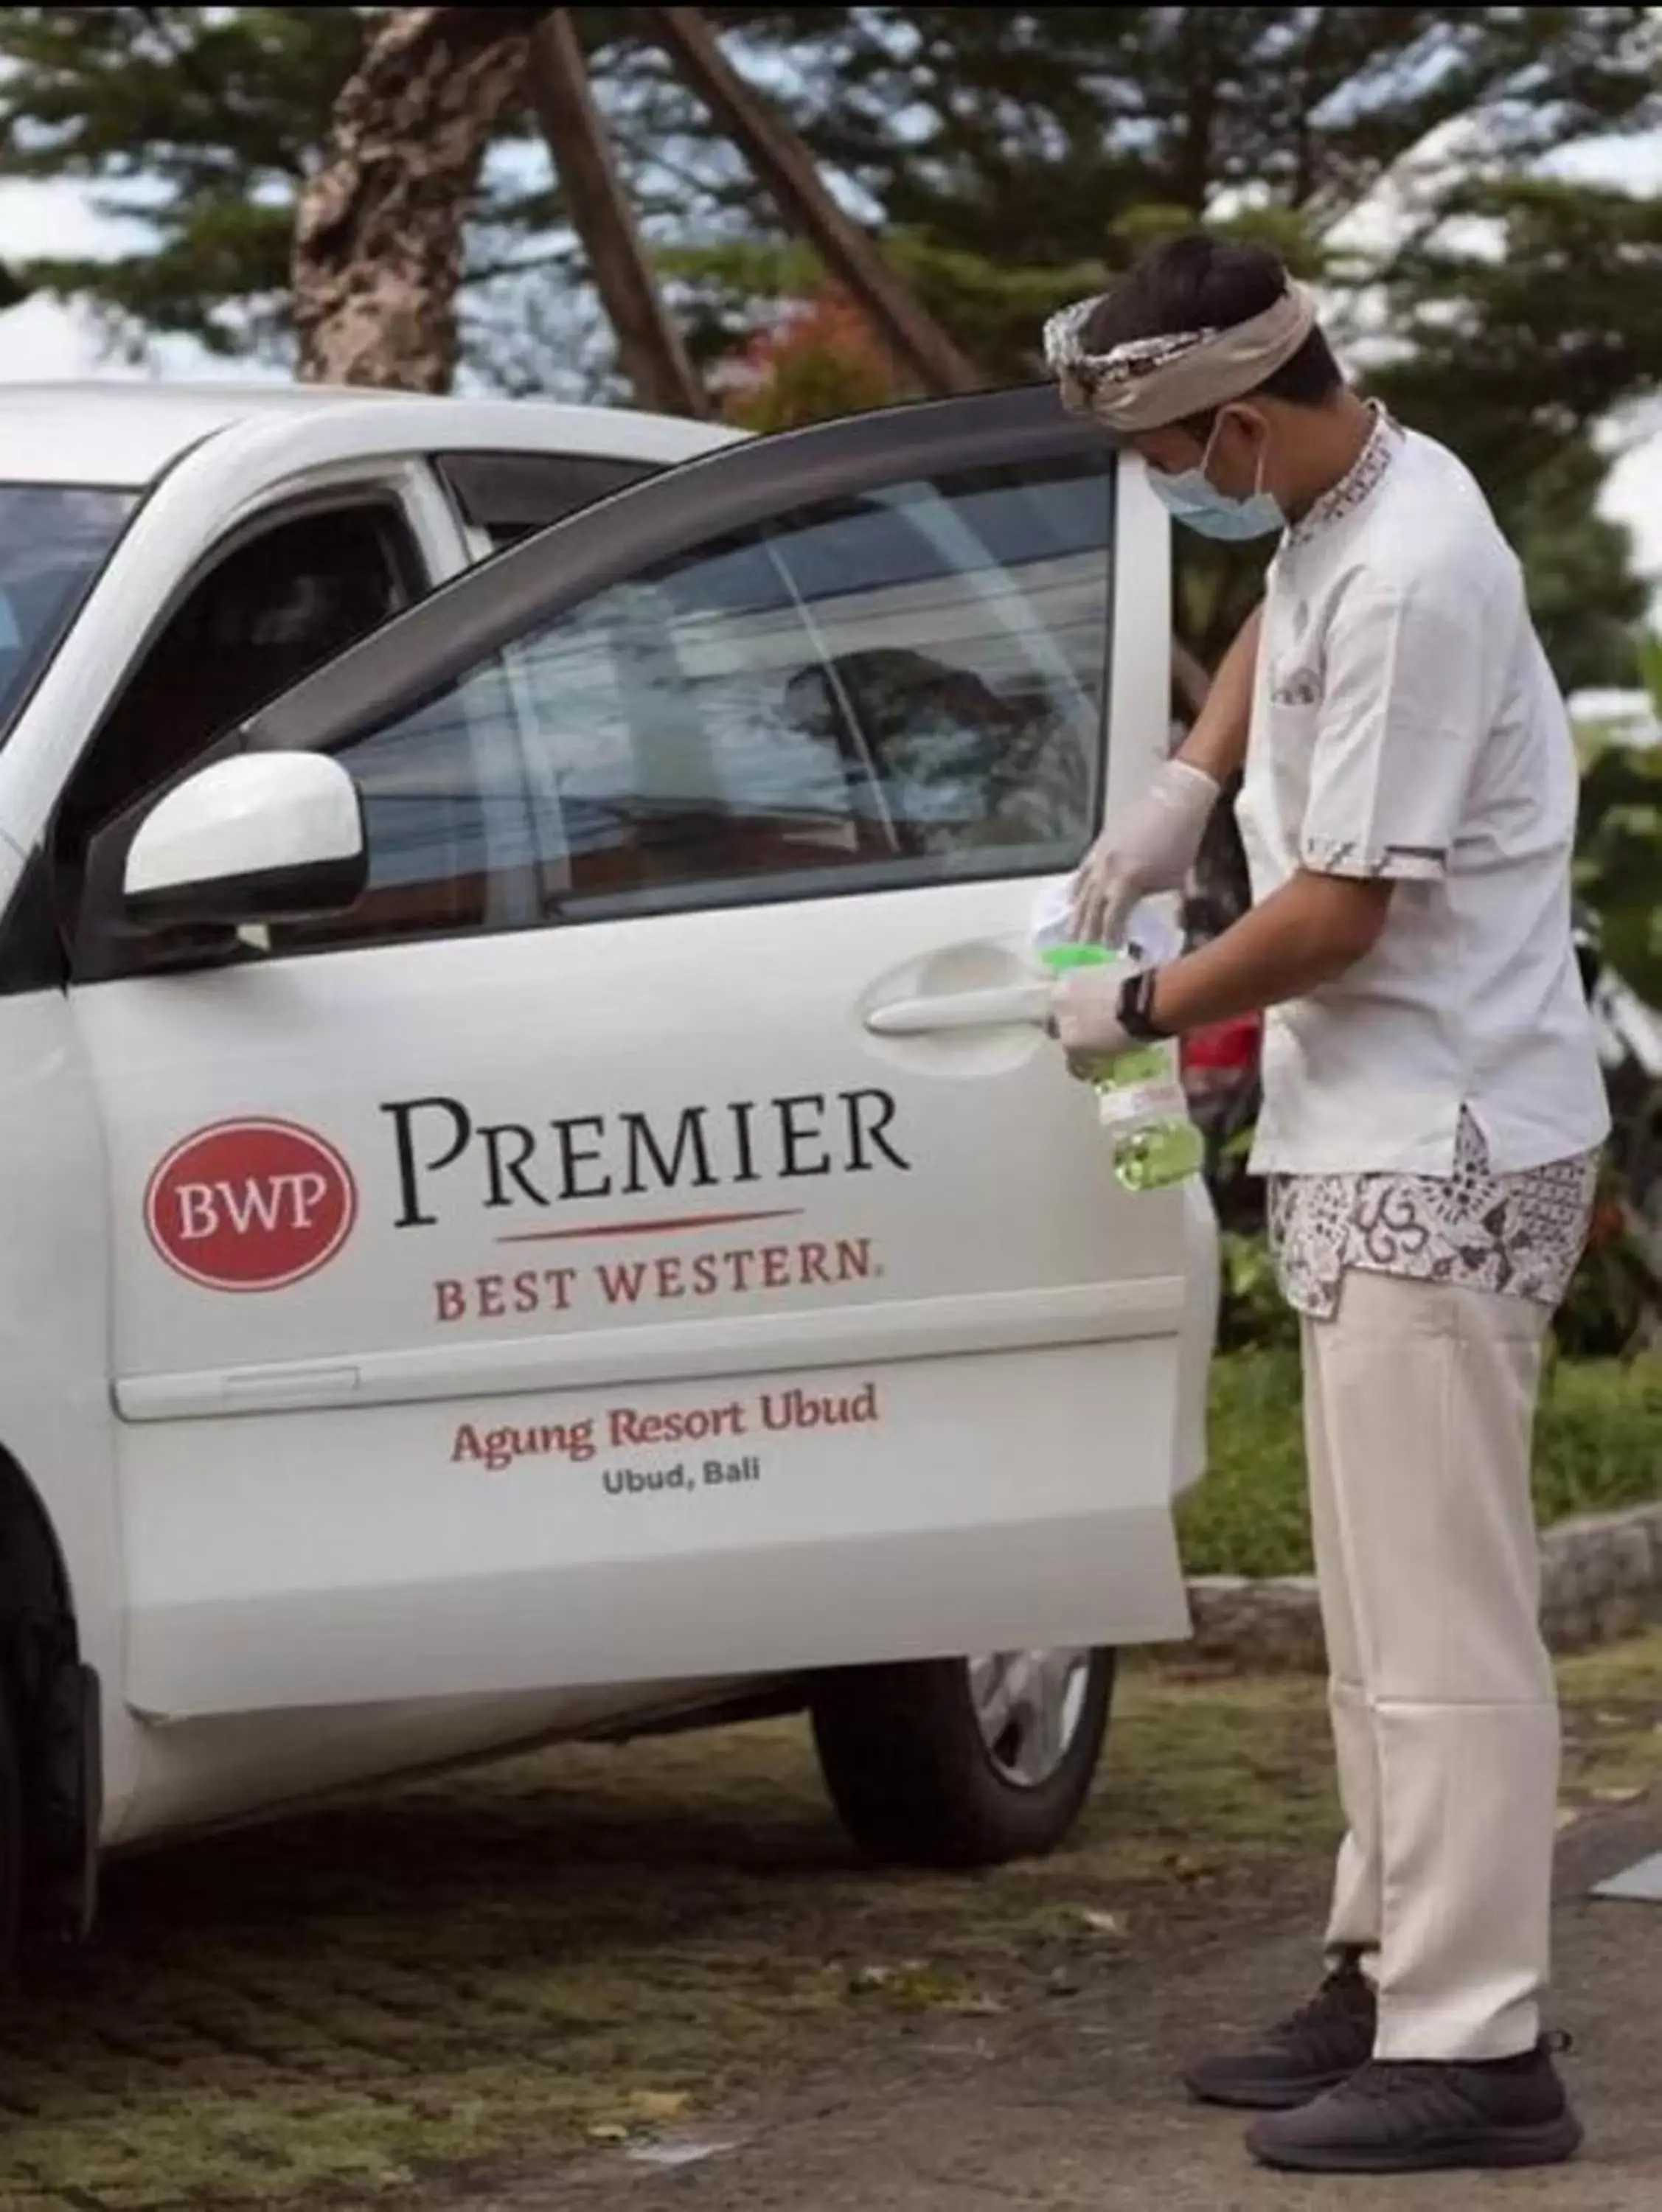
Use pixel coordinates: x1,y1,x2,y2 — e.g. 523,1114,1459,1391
1236,408,1610,1183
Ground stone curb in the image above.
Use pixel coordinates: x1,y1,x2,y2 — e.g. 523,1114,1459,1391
1185,1501,1662,1671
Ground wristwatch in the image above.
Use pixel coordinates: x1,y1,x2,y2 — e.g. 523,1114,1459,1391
1117,966,1172,1043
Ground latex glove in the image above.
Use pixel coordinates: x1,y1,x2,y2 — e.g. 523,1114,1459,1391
1049,967,1131,1079
1071,759,1220,945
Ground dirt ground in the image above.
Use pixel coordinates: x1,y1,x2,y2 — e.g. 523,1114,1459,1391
532,1827,1662,2212
2,1635,1662,2211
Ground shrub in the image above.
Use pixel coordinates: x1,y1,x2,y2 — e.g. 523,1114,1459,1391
1180,1348,1662,1579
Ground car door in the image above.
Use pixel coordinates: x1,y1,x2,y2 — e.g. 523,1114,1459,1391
70,385,1192,1722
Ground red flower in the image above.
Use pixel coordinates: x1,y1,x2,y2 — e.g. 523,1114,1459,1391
1587,1197,1627,1250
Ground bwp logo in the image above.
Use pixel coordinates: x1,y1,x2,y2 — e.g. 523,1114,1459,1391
145,1119,358,1292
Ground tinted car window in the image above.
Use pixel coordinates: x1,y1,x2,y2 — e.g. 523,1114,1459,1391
503,448,1113,916
437,451,660,552
0,484,136,742
60,501,424,931
102,445,1115,966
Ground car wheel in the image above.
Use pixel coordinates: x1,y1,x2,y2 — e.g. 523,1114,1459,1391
809,1646,1114,1868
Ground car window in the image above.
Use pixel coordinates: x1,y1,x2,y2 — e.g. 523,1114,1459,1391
437,451,660,553
271,447,1112,955
0,484,136,745
272,663,543,950
514,448,1109,915
58,501,423,886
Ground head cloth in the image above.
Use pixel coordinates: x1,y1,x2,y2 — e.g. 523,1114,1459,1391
1043,282,1318,431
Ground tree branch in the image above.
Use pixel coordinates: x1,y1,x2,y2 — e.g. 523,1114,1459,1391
639,5,981,394
526,10,709,415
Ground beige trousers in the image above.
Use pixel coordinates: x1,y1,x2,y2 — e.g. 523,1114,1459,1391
1303,1269,1557,2062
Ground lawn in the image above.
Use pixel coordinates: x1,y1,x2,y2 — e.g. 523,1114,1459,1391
0,1671,1338,2209
1180,1347,1662,1579
1,1635,1660,2211
1,1632,1659,2211
0,1341,1653,2208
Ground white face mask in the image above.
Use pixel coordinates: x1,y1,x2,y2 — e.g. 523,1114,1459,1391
1147,415,1286,541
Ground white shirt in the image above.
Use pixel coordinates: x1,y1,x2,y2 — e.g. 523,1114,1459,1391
1237,414,1610,1178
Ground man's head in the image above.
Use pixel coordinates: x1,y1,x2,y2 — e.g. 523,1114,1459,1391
1044,236,1354,535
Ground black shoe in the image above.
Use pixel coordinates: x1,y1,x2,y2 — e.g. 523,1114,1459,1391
1183,1954,1376,2111
1246,2039,1583,2173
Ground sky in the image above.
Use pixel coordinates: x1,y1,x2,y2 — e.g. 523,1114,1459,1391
0,136,1655,633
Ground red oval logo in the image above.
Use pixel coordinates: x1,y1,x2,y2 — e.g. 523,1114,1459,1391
145,1119,358,1293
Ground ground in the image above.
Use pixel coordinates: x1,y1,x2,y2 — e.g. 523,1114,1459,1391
2,1636,1661,2210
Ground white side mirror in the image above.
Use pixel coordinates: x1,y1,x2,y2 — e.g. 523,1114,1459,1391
124,752,366,932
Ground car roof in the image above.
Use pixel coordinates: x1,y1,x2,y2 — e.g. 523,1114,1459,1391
0,380,737,491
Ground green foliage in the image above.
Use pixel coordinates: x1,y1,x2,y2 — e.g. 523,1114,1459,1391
1533,1354,1662,1524
1216,1231,1299,1354
1367,175,1662,690
740,8,1661,686
1181,1348,1662,1578
1554,1212,1662,1360
1179,1347,1310,1579
1576,743,1662,1006
1374,177,1662,456
1500,441,1652,698
0,5,367,355
727,8,1660,285
1220,1190,1662,1369
0,7,1655,679
1637,631,1662,716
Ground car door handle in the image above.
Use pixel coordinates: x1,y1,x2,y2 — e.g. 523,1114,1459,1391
865,981,1054,1037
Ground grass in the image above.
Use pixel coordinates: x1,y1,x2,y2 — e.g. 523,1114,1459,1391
0,1634,1658,2209
1180,1347,1662,1579
0,1672,1336,2210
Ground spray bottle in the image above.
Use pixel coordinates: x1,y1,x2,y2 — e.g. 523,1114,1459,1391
1032,883,1204,1193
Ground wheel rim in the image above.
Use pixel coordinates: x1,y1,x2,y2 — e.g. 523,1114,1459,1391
967,1649,1093,1789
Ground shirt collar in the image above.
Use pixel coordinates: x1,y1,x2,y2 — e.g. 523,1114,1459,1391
1284,402,1401,551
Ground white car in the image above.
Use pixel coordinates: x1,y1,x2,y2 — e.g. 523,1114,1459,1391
0,378,1216,1961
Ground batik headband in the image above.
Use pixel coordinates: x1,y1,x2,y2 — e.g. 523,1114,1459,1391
1043,282,1318,431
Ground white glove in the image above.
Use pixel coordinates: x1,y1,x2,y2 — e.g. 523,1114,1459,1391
1049,968,1132,1077
1071,759,1220,945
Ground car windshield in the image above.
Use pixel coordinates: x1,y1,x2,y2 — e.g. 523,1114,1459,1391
0,484,138,742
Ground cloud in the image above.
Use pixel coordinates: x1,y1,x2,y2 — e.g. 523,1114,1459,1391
0,292,102,379
0,177,138,260
1603,407,1662,606
1550,133,1662,193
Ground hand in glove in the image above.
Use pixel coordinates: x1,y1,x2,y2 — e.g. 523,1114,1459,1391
1071,759,1220,945
1049,967,1132,1080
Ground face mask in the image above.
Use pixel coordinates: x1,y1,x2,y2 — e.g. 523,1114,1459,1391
1148,414,1285,541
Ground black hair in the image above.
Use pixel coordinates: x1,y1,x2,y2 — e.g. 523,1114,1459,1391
1081,234,1343,412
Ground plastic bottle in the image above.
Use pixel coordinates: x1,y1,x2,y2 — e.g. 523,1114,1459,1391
1035,937,1205,1194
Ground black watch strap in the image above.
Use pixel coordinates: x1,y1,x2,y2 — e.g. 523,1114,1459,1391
1117,967,1172,1043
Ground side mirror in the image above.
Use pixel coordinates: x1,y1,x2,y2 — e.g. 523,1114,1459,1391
123,753,366,933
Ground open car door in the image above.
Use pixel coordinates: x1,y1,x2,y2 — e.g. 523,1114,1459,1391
72,386,1197,1717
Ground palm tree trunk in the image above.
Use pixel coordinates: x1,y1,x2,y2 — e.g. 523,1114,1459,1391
293,5,545,391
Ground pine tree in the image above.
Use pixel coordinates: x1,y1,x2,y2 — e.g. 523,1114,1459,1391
0,5,1655,685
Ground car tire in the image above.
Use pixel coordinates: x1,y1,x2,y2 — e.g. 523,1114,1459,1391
809,1647,1115,1869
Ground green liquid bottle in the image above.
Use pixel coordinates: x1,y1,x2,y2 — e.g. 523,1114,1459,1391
1040,942,1205,1192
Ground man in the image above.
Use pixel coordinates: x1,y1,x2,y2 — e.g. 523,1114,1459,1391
1042,235,1609,2176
